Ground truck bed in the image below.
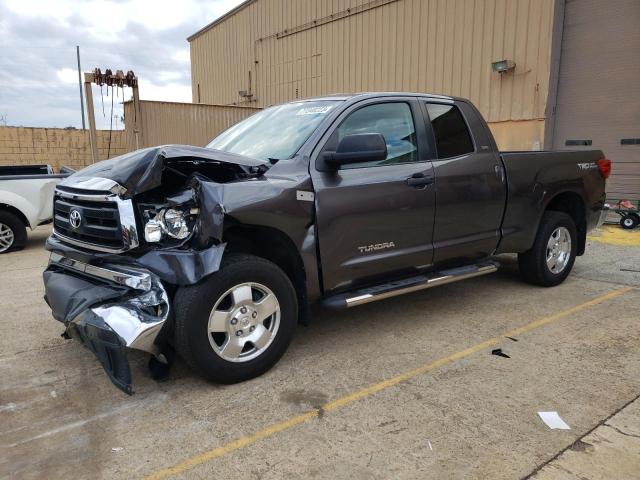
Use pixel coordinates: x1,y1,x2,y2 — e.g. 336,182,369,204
497,149,606,254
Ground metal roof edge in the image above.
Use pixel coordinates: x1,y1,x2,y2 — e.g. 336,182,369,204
187,0,257,42
122,99,260,109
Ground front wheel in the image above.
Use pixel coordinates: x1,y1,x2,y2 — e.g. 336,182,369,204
174,254,298,384
518,211,577,287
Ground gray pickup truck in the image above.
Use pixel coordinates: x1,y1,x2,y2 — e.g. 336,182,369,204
43,93,610,393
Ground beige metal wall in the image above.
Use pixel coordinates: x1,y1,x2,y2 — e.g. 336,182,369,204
123,101,261,150
488,119,545,151
0,126,127,172
190,0,554,137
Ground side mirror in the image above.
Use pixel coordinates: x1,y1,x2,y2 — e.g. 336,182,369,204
323,133,387,169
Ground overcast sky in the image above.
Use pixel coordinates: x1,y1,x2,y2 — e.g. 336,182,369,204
0,0,243,129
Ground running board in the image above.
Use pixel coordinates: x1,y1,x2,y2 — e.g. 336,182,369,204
322,261,499,309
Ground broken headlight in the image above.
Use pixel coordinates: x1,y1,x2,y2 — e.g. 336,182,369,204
144,208,198,243
161,208,190,239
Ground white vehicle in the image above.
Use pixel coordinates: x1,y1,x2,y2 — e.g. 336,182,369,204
0,165,70,253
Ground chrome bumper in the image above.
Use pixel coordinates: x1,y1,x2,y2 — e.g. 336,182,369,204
49,252,152,290
46,253,169,356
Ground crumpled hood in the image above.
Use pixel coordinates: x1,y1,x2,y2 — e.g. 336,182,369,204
60,144,270,197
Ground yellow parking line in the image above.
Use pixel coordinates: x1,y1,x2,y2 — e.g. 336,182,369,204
144,286,634,480
588,225,640,247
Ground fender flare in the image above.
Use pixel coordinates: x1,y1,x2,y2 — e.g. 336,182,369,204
0,191,36,228
537,189,588,255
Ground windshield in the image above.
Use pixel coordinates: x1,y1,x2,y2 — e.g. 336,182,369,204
206,100,340,161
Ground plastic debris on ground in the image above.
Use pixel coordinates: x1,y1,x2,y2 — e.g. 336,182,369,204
538,411,571,430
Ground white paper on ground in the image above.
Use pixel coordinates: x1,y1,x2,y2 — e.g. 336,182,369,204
538,411,571,430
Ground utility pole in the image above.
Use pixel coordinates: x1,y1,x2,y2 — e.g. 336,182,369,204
84,73,98,162
76,46,86,129
84,69,140,163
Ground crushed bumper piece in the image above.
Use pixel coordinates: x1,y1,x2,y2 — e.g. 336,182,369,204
135,243,225,285
66,309,134,394
43,256,170,394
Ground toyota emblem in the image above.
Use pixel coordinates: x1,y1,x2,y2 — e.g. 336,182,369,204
69,209,82,229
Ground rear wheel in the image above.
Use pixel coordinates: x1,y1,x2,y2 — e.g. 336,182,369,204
518,211,577,287
620,213,639,230
174,254,297,384
0,210,27,254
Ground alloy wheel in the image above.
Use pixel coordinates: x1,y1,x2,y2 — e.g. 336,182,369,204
0,223,15,253
208,282,280,362
546,226,571,274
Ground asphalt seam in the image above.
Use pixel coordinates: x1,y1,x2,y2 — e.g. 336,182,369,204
521,392,640,479
604,423,640,439
570,274,639,288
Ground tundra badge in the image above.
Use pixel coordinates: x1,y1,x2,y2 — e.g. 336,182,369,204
358,242,396,253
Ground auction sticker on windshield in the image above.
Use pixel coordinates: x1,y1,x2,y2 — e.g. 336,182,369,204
296,105,334,115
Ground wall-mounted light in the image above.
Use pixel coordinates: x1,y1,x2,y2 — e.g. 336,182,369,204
492,59,516,74
238,90,253,98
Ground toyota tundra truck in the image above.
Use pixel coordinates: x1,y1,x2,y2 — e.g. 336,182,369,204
42,93,610,393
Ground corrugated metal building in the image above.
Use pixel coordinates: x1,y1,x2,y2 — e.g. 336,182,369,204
123,100,260,150
188,0,639,199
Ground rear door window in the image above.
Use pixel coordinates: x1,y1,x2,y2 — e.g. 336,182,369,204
426,103,474,158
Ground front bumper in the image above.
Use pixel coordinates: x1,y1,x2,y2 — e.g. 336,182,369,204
44,253,170,394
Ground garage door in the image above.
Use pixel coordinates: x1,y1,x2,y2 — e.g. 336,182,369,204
552,0,640,200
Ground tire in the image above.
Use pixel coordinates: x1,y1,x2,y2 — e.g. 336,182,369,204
0,210,27,254
518,211,577,287
620,213,639,230
174,253,298,384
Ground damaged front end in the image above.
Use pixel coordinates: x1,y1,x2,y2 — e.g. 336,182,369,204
44,253,170,394
43,144,278,394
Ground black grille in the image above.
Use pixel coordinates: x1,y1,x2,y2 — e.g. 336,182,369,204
54,194,124,250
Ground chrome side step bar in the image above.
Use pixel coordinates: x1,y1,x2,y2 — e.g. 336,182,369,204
322,261,499,309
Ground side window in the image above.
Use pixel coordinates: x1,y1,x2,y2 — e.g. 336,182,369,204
327,102,419,168
426,103,474,158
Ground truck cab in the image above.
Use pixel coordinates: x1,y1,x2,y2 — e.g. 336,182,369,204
309,95,506,292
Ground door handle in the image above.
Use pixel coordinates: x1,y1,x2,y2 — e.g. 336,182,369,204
406,173,434,187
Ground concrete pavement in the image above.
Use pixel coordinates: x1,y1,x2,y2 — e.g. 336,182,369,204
531,397,640,480
1,226,639,479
